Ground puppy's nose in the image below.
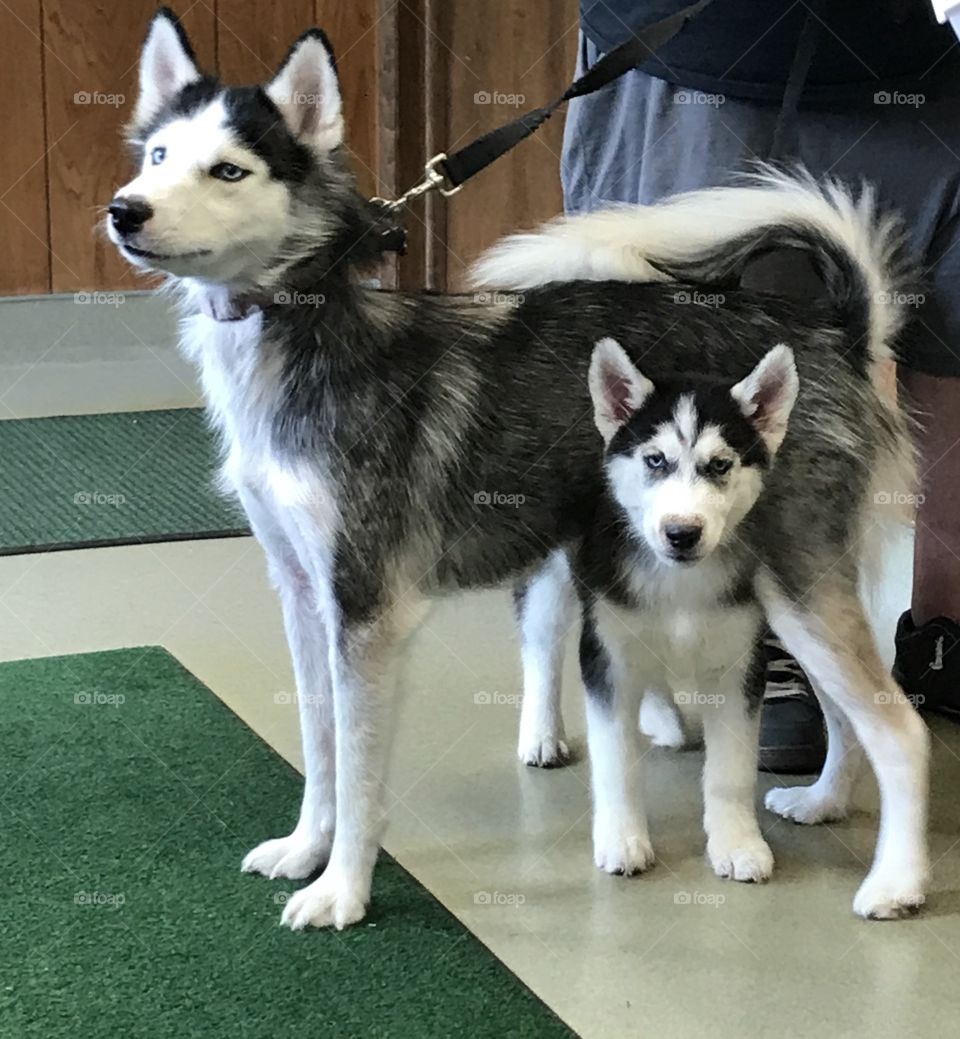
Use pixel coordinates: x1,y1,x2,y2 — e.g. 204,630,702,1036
109,196,153,235
664,521,703,552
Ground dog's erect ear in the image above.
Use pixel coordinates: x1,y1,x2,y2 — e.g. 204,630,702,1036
135,8,202,128
266,30,343,152
588,337,655,445
730,344,799,455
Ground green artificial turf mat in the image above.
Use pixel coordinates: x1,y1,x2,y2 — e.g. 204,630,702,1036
0,647,573,1038
0,409,247,554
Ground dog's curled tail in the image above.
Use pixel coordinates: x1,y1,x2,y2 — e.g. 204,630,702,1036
471,166,916,374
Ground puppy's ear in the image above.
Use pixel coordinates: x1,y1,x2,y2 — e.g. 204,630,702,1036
730,343,799,455
135,8,202,128
588,337,654,444
266,29,343,152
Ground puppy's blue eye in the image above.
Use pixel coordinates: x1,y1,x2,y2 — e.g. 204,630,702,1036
150,146,166,165
710,457,733,476
209,162,250,182
645,452,666,470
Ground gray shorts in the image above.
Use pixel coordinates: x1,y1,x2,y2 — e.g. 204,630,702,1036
561,34,960,377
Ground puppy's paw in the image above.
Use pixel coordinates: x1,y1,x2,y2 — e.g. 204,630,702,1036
765,784,848,825
853,869,926,920
639,694,687,750
280,870,369,931
593,816,655,875
241,832,332,881
708,834,774,883
517,730,570,768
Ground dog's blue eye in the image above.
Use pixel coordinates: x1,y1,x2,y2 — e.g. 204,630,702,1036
209,162,250,183
645,452,666,470
710,457,733,476
150,146,166,166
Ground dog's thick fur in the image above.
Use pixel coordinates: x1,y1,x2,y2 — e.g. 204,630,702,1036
107,9,928,927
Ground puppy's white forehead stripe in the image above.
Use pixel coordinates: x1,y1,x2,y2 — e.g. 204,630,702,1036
143,97,262,173
674,394,698,446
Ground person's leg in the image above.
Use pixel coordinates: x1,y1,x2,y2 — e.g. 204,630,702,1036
893,368,960,714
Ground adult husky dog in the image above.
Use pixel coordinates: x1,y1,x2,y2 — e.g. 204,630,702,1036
107,8,927,927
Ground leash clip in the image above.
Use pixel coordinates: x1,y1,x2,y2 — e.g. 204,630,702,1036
373,153,462,212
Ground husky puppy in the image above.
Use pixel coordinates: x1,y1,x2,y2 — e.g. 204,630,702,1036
107,8,927,927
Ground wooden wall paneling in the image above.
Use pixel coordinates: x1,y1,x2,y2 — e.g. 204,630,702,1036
215,0,314,83
443,0,578,290
0,0,50,295
42,0,217,293
314,0,379,200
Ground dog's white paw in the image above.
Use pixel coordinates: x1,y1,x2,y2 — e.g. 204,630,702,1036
517,730,569,768
639,694,686,749
853,869,926,920
765,784,848,825
708,834,774,883
241,832,331,880
280,870,369,930
593,816,655,875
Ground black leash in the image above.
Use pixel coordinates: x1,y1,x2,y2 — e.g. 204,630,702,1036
373,0,714,252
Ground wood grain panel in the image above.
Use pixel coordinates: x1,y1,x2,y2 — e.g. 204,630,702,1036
42,0,217,292
215,0,314,83
443,0,579,290
0,0,50,294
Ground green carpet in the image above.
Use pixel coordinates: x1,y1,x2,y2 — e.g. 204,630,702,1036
0,409,247,554
0,648,572,1038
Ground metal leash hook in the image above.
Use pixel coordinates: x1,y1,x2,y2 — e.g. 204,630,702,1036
371,153,462,213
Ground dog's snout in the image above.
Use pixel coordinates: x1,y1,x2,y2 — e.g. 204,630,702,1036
663,521,703,552
109,196,153,236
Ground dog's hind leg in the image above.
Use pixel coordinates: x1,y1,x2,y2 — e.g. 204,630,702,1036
583,605,655,875
699,623,774,883
765,681,864,824
758,572,929,919
515,549,575,767
280,589,428,930
239,489,336,881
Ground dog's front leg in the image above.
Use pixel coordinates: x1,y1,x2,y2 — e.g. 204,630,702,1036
699,628,774,883
238,489,336,881
583,606,655,875
280,591,428,930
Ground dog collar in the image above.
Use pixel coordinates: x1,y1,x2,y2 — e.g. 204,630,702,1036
197,290,263,322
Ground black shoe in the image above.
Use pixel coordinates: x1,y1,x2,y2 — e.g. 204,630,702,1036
757,634,826,775
893,610,960,719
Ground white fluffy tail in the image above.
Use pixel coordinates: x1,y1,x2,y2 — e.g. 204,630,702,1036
472,167,915,374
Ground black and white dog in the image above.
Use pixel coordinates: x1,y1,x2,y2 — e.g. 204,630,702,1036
106,9,928,927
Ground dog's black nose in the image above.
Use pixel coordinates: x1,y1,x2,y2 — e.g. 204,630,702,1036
109,196,153,236
664,522,702,552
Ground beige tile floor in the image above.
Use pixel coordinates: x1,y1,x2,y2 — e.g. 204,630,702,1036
3,304,960,1038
